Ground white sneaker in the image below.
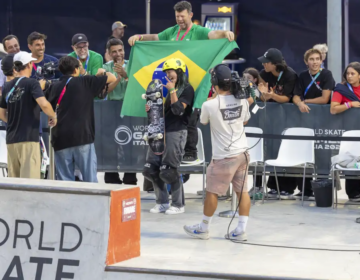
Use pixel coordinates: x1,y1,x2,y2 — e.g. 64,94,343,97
150,204,169,214
224,229,247,241
183,224,209,240
165,206,185,215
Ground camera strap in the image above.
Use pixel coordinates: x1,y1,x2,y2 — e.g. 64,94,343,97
6,77,25,103
56,77,73,113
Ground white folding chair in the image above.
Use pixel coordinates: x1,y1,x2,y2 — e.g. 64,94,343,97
180,128,206,203
263,127,315,206
245,127,264,204
331,130,360,208
0,131,8,177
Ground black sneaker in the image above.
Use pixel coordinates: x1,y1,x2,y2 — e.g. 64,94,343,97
280,191,295,200
182,155,198,164
182,174,190,184
350,194,360,202
267,189,279,197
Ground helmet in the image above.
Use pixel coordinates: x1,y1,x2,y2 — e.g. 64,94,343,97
162,58,186,73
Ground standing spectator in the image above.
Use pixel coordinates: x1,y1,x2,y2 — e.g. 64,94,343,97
105,21,127,63
47,56,116,182
293,48,335,200
330,62,360,201
257,48,298,199
1,54,16,83
0,35,20,96
0,52,57,179
128,0,234,164
68,33,103,77
102,38,137,185
313,44,328,69
28,32,59,80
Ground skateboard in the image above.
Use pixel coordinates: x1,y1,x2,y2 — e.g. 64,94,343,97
142,79,165,155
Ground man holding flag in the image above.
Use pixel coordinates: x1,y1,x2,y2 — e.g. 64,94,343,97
128,0,235,163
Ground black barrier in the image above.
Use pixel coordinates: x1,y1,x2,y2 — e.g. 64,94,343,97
1,102,359,174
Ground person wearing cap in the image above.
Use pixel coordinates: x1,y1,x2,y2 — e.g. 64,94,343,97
27,32,59,80
0,35,21,96
0,51,57,179
68,33,103,78
129,1,235,164
104,21,127,63
47,56,116,182
184,64,251,241
257,48,298,200
143,58,194,215
1,54,16,83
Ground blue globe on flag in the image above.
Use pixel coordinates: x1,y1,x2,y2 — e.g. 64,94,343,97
152,61,189,98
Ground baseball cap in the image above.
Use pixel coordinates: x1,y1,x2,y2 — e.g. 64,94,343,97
13,51,37,65
72,33,88,46
112,21,127,30
258,48,283,64
211,64,232,83
1,54,15,74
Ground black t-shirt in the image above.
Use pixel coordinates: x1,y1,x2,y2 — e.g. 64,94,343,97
293,69,335,102
0,77,44,144
165,84,194,132
260,67,298,101
47,75,107,151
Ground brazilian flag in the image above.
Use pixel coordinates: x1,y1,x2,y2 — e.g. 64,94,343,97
121,39,238,117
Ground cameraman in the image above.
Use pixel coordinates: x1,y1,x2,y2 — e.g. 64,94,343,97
184,64,251,241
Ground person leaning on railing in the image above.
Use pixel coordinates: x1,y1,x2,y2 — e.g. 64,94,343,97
330,62,360,202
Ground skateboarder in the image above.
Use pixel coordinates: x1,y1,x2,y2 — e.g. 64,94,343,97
142,58,194,215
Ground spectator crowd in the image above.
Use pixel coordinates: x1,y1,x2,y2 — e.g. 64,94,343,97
0,0,359,212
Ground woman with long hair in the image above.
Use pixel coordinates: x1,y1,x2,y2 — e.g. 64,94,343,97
143,58,195,214
331,62,360,201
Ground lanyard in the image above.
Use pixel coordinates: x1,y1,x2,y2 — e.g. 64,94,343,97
176,25,192,41
347,83,354,93
56,77,73,111
304,70,322,96
275,71,283,87
33,63,37,71
77,52,90,74
6,77,25,103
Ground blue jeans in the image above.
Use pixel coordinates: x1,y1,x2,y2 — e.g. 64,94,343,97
55,143,98,183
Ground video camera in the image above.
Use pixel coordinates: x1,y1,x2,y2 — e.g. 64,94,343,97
230,71,256,100
35,61,58,81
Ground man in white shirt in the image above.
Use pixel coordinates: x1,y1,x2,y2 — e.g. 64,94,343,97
184,64,251,241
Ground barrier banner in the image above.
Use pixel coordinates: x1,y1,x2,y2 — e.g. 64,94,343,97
1,102,358,174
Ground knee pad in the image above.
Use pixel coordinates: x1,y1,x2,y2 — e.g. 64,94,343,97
142,163,160,183
159,165,179,184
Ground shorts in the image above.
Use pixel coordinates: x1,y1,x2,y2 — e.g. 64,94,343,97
206,152,249,196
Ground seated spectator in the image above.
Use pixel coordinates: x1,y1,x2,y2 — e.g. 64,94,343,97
313,43,328,69
330,62,360,202
257,48,298,199
0,52,57,179
292,48,335,200
47,56,116,182
102,38,137,186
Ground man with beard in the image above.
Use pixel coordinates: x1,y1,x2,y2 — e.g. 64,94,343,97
28,32,59,80
102,38,137,185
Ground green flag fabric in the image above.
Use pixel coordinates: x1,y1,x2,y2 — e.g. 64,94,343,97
121,39,238,117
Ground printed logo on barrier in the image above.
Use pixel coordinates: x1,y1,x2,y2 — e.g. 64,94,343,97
114,125,149,146
152,61,189,98
115,125,132,145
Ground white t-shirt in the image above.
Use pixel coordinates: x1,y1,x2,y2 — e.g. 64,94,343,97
200,94,250,160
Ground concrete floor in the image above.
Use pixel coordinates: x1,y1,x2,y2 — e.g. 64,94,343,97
104,174,360,280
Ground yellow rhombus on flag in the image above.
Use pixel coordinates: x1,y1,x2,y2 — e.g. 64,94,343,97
121,39,238,118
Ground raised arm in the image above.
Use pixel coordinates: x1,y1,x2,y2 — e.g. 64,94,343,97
128,34,159,46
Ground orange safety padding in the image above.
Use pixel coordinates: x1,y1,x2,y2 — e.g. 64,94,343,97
106,187,141,265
